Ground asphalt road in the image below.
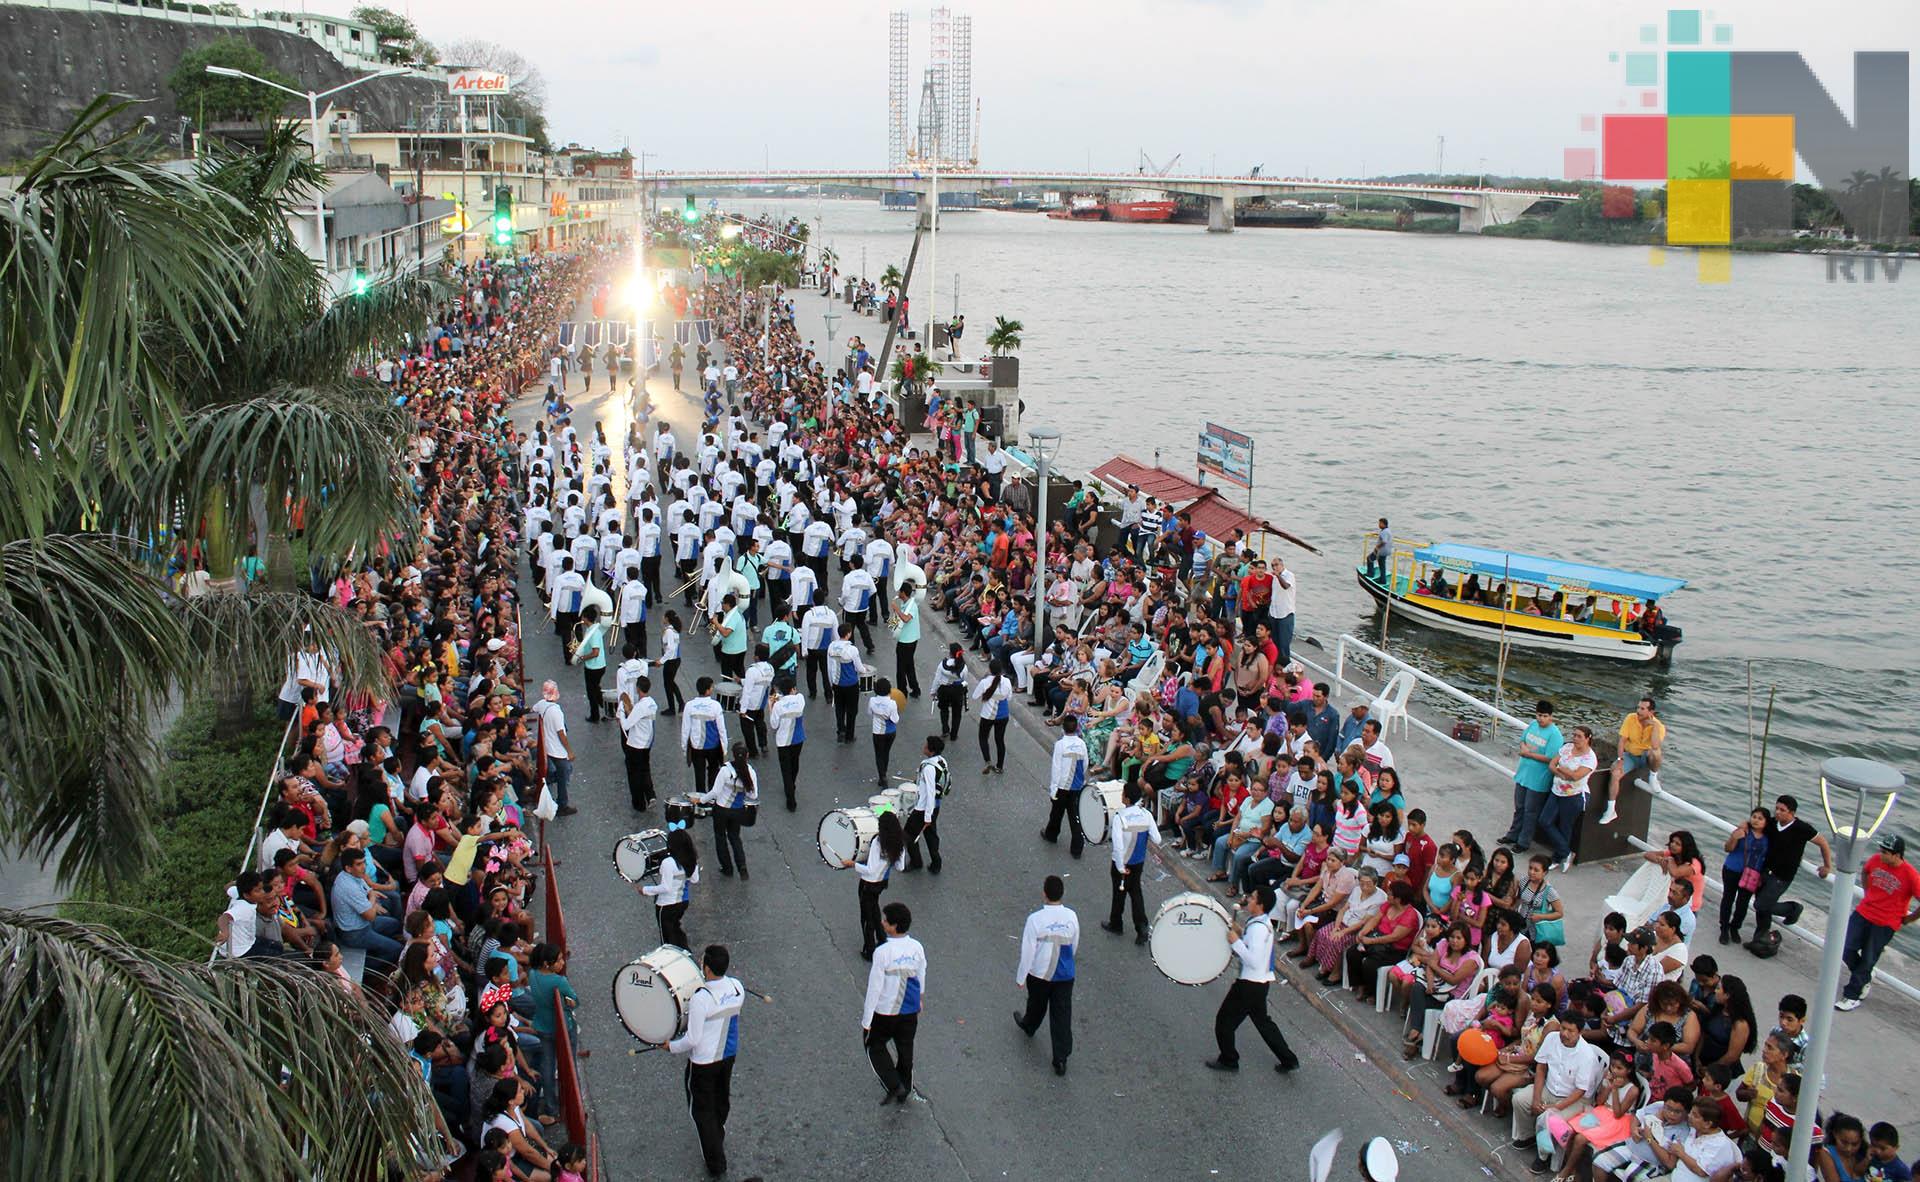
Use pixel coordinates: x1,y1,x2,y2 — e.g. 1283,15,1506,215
517,323,1483,1182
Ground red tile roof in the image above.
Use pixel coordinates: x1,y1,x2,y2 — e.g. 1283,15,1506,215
1088,455,1319,553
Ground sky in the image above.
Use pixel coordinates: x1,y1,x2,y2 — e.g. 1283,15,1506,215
391,0,1917,180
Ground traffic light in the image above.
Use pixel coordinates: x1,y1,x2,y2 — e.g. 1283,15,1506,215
682,193,699,223
492,185,514,247
350,263,370,297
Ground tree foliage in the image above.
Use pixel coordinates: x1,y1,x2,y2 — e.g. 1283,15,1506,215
351,5,436,64
167,36,296,125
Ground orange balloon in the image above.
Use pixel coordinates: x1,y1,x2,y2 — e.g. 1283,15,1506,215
1457,1028,1498,1066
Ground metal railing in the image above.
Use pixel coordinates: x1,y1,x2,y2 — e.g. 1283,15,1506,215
551,992,589,1148
211,711,301,963
1297,631,1920,1004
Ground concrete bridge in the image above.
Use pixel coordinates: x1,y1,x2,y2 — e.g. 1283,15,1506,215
647,168,1575,233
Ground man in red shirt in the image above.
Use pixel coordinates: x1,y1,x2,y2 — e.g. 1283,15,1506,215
1835,833,1920,1011
1238,560,1274,642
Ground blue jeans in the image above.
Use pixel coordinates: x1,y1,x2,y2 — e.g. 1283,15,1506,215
1212,838,1262,892
1537,793,1582,861
1843,912,1898,1001
1364,554,1386,582
1271,613,1295,665
1504,784,1548,846
546,755,572,808
335,915,404,964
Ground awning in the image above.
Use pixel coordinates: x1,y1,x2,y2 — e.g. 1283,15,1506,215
1413,543,1685,600
1089,454,1318,553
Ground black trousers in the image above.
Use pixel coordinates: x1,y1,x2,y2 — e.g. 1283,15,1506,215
624,744,655,809
711,807,746,873
873,732,896,784
1750,871,1794,940
555,609,578,644
895,640,920,695
858,878,887,954
805,650,829,697
642,555,663,604
1018,975,1074,1065
777,743,803,808
1214,979,1299,1069
936,684,964,739
662,659,685,712
624,620,648,658
850,611,875,653
768,576,791,617
866,1012,917,1095
689,745,722,797
904,812,940,870
741,708,767,758
658,901,689,949
718,648,745,680
832,684,859,740
1109,862,1146,934
685,1057,733,1175
584,666,605,721
978,717,1009,769
1043,791,1087,857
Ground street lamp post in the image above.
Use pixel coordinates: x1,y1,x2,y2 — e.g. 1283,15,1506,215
1786,756,1906,1175
205,65,407,276
822,312,842,424
1027,426,1062,641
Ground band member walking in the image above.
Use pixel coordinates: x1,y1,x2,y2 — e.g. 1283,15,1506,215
1040,716,1090,858
657,943,744,1178
1206,884,1302,1074
1101,781,1159,945
890,581,922,698
705,743,758,879
617,679,658,810
828,624,864,742
863,902,928,1105
932,643,969,742
739,644,775,758
869,676,901,787
972,660,1014,775
639,828,700,949
842,809,906,959
572,605,610,723
769,676,806,810
682,676,728,796
660,610,686,714
802,600,839,699
618,564,649,657
1014,874,1080,1076
903,736,948,874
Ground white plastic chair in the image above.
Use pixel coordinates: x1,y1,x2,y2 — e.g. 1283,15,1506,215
1126,650,1166,699
1604,860,1673,931
339,944,368,984
1370,670,1416,739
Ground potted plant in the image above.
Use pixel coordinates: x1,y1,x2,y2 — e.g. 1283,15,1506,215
985,315,1023,387
889,349,944,392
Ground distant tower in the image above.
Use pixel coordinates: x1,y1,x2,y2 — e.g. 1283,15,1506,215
928,7,951,165
914,68,943,163
888,11,911,169
951,13,972,165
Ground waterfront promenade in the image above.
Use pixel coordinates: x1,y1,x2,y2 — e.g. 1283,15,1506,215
521,277,1918,1179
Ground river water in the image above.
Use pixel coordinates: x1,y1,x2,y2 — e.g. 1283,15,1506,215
729,196,1920,830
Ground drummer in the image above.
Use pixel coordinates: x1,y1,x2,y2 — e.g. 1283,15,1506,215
903,736,947,874
1101,780,1160,945
1205,883,1302,1074
843,809,907,959
656,943,745,1178
639,828,700,949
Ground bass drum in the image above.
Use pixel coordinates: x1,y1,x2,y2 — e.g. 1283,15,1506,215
1078,780,1126,845
612,945,703,1043
817,806,880,867
613,829,670,884
1148,892,1236,986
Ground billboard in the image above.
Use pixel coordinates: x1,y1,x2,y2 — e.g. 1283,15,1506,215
447,69,511,96
1197,423,1253,490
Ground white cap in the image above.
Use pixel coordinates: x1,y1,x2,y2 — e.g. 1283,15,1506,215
1360,1137,1399,1182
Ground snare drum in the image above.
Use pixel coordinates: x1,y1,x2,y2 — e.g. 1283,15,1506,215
612,945,703,1043
867,788,905,815
664,795,712,827
1148,892,1236,986
714,679,744,711
858,671,875,693
1078,780,1126,845
817,806,880,867
613,828,670,884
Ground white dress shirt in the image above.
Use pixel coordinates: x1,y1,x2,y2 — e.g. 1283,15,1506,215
1230,913,1278,983
618,693,657,750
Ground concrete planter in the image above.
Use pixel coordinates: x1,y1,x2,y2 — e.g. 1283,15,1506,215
985,354,1019,388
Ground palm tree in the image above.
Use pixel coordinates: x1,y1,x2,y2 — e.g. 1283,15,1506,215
0,98,427,887
0,907,442,1178
890,350,943,390
986,315,1025,356
879,264,904,293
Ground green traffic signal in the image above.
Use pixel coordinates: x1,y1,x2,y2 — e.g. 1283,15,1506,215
682,193,699,223
350,264,370,296
492,185,514,248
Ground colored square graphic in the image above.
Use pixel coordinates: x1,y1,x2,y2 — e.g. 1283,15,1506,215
1603,115,1668,180
1640,24,1658,43
1668,9,1702,44
1731,115,1794,180
1564,147,1598,181
1668,179,1731,244
1713,23,1732,44
1602,185,1638,218
1668,51,1730,114
1626,52,1658,86
1698,249,1731,283
1642,91,1661,108
1580,114,1597,133
1669,116,1731,180
1731,181,1794,237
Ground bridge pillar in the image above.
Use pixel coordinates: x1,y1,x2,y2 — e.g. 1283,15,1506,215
1206,194,1235,233
917,189,938,231
1457,192,1538,233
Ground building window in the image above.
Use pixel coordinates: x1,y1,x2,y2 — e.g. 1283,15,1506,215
350,29,361,40
324,23,336,35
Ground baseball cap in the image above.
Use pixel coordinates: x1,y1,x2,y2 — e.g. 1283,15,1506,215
1392,853,1411,867
1880,834,1907,855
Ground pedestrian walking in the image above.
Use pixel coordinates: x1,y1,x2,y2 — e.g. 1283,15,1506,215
863,902,928,1105
903,736,947,874
769,677,806,810
656,944,744,1178
1834,834,1920,1012
1014,874,1079,1076
617,679,658,810
1040,716,1090,858
1101,780,1159,945
932,643,969,742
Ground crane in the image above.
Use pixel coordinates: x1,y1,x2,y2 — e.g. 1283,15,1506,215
1138,150,1182,176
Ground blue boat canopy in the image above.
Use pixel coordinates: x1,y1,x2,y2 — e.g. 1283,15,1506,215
1411,543,1687,601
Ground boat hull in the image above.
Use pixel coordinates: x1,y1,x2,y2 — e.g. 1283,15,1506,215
1355,571,1667,663
1047,206,1105,221
1104,200,1177,223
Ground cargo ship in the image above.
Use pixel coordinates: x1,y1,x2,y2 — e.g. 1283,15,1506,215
1046,195,1105,221
1102,187,1176,222
1169,198,1328,228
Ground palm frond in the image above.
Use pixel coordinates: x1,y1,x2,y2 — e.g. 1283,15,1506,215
0,908,440,1180
256,269,446,387
177,590,393,702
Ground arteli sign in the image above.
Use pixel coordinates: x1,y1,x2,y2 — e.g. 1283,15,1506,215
447,69,511,96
